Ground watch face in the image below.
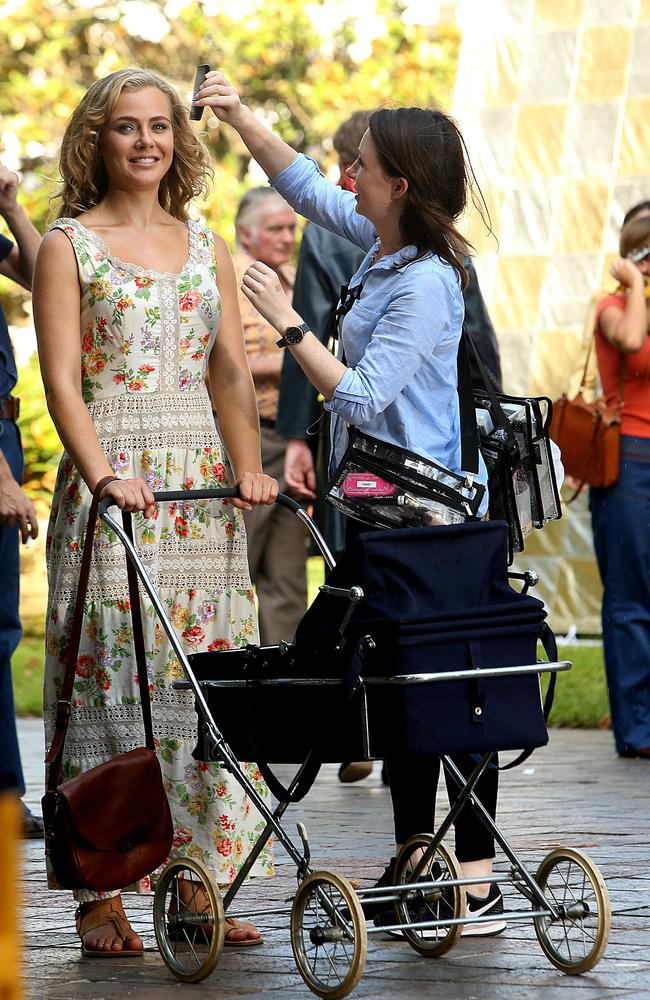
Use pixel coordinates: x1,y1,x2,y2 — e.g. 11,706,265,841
284,325,306,344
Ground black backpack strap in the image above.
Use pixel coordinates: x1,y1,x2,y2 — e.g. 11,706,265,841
457,327,480,474
463,325,519,460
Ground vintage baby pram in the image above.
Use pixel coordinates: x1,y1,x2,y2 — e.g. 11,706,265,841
100,488,611,998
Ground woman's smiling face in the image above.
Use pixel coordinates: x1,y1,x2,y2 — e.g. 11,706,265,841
99,86,175,190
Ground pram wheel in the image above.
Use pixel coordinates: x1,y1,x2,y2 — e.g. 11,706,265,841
290,870,367,999
153,857,225,983
533,848,611,974
393,834,466,957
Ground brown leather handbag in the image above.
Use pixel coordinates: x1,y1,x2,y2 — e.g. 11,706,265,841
549,336,625,496
42,477,174,891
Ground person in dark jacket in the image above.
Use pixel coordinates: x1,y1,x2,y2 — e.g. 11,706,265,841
0,162,43,837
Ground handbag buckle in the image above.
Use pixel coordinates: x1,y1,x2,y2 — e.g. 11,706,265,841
55,699,71,725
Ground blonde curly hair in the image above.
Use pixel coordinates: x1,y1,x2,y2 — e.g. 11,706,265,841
54,68,213,221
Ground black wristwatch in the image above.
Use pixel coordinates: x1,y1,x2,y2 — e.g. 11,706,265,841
276,321,310,349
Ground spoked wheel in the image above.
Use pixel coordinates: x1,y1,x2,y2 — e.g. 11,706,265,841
393,834,466,957
533,848,611,974
153,857,225,983
290,870,367,999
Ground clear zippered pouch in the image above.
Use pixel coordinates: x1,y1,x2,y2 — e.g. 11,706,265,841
326,428,486,530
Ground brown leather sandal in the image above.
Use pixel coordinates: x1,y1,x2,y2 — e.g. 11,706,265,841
75,897,143,957
169,880,263,948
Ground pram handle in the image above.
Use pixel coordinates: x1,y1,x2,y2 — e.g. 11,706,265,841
98,488,336,570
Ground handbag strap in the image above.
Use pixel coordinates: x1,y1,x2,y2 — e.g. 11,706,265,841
45,477,155,788
463,325,520,460
122,511,156,754
581,315,627,405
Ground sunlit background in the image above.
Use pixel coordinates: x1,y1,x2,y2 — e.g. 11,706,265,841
1,0,650,638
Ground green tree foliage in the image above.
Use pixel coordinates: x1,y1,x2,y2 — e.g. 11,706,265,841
1,0,459,251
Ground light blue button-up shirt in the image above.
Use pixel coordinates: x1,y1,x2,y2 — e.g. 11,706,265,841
271,154,488,508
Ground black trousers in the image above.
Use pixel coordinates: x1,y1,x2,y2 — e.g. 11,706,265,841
384,754,497,861
345,518,497,862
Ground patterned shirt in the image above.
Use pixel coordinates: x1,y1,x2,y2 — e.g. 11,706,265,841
233,250,294,422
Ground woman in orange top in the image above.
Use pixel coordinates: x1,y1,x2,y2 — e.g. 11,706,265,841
590,212,650,759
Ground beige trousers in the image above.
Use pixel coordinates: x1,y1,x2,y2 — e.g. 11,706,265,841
244,423,308,645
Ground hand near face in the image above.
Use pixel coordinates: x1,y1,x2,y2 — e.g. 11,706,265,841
610,257,645,290
241,261,294,332
0,165,19,215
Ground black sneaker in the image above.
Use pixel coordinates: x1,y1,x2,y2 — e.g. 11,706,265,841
341,858,396,921
462,883,506,937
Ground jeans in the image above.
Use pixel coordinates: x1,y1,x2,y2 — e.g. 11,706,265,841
589,435,650,755
0,419,25,793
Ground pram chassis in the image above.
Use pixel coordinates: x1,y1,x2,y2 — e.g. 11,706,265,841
99,489,610,997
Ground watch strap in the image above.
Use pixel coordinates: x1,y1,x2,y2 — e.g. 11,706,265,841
276,321,310,349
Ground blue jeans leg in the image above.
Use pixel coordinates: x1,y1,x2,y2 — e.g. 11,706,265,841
0,420,25,793
590,445,650,754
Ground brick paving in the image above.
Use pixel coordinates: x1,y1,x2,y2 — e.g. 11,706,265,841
18,719,650,999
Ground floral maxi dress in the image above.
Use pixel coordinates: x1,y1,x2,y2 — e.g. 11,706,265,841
43,217,273,897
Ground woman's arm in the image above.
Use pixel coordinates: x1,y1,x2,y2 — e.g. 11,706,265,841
241,261,346,399
197,73,375,249
599,259,648,354
32,230,155,515
208,235,277,508
241,260,450,424
197,72,296,178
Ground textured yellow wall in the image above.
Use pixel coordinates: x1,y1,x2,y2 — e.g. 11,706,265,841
453,0,650,631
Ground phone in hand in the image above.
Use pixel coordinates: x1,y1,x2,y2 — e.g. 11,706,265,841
190,64,211,121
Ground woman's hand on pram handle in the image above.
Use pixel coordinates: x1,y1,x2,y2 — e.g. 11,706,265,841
99,476,156,519
232,471,279,511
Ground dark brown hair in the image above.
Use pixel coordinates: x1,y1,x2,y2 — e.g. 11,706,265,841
622,200,650,228
369,107,487,287
620,215,650,257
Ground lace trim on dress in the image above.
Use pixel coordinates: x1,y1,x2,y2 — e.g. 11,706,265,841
52,217,205,281
44,693,202,763
86,390,219,440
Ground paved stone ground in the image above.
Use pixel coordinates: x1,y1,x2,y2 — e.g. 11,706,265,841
18,718,650,1000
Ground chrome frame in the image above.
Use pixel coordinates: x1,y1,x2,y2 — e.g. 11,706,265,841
98,488,569,933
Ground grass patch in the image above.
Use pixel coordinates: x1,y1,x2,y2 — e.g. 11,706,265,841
13,557,611,731
546,644,609,729
12,633,45,716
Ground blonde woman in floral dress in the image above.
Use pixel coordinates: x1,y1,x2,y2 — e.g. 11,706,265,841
33,69,277,955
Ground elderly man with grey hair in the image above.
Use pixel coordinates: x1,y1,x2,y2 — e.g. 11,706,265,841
232,187,308,644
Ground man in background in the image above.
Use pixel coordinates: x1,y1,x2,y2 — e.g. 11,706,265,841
232,187,308,644
0,163,42,835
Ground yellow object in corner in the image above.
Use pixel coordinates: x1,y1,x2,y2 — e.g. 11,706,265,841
0,793,21,1000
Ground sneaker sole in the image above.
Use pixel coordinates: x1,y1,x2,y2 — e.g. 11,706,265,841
461,918,507,937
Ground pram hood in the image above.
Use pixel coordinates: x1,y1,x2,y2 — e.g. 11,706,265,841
295,521,546,649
